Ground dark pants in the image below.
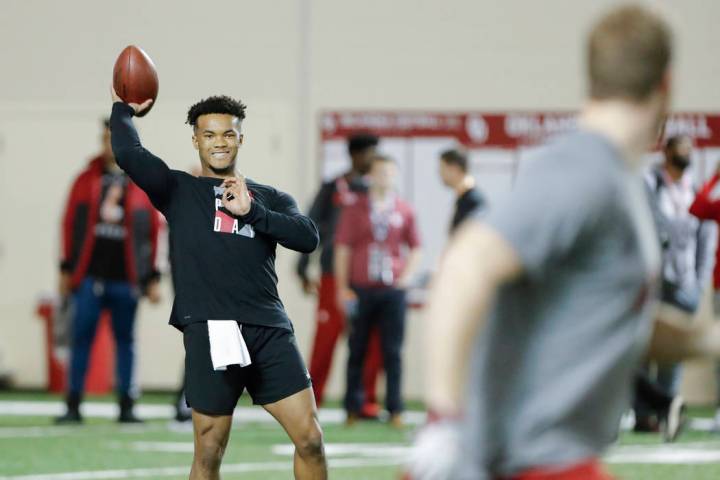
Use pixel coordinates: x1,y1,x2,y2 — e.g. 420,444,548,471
345,287,406,415
69,277,139,396
633,369,673,420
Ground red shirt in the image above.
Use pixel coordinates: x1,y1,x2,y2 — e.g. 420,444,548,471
335,194,420,287
689,173,720,289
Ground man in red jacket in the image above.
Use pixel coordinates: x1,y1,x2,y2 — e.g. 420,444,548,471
689,158,720,428
690,161,720,297
56,118,161,424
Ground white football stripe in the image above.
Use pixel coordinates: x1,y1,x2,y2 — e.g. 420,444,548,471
0,458,400,480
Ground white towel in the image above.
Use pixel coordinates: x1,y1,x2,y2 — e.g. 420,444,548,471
207,320,251,371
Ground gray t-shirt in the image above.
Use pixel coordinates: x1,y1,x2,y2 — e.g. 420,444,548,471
458,131,661,478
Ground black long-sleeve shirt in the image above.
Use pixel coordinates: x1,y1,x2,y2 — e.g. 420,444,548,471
450,187,485,233
110,102,319,330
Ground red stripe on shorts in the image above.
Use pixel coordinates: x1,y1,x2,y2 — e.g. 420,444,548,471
504,458,614,480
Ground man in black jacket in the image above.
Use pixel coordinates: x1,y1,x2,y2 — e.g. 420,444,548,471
296,134,384,415
110,89,324,480
438,148,485,233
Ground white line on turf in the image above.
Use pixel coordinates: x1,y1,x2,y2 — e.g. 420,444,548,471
0,400,425,425
119,441,194,453
0,458,401,480
271,443,411,458
0,424,166,439
0,426,81,438
606,444,720,464
122,440,720,465
111,441,413,458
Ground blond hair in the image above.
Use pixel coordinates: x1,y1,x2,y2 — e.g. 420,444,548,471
588,5,672,101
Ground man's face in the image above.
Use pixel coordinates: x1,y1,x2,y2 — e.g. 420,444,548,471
674,136,693,158
369,160,397,190
351,146,378,175
192,114,243,175
666,136,693,170
438,160,458,187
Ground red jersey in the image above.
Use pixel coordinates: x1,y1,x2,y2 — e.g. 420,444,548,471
335,194,420,287
689,173,720,289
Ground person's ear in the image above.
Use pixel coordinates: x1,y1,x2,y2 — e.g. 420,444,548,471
658,69,672,96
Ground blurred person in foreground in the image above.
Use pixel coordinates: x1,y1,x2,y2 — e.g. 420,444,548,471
57,118,161,424
406,5,720,479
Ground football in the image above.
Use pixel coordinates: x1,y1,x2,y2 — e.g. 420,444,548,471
112,45,159,117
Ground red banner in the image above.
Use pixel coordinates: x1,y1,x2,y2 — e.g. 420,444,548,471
320,111,720,148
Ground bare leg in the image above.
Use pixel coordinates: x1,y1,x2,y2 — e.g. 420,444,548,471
263,387,327,479
189,410,233,480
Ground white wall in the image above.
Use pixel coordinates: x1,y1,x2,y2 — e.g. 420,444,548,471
2,0,720,402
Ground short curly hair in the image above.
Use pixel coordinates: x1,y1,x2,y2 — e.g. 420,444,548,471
186,95,247,126
347,133,379,156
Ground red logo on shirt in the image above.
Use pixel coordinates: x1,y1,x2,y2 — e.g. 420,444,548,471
212,192,255,238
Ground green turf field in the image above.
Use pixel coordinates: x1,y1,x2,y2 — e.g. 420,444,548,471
1,393,720,479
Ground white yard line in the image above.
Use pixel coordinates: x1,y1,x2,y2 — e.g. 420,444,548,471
113,441,412,458
0,426,99,439
0,400,425,425
0,458,400,480
606,443,720,464
118,441,195,453
0,423,166,439
123,440,720,466
272,442,411,458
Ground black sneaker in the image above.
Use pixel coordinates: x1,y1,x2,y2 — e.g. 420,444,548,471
174,410,192,422
118,410,144,423
54,408,83,424
174,390,192,422
118,394,144,424
55,393,83,424
662,396,686,443
633,414,660,433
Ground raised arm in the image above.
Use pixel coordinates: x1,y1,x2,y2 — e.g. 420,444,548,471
109,90,175,210
648,303,720,362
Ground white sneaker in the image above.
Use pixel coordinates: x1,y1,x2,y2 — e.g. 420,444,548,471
662,396,686,443
713,408,720,432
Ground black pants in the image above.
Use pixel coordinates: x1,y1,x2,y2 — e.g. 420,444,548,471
634,369,673,420
344,287,406,415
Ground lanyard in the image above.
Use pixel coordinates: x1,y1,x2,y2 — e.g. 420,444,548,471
370,196,396,243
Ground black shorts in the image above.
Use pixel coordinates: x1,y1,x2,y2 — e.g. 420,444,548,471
183,322,312,415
